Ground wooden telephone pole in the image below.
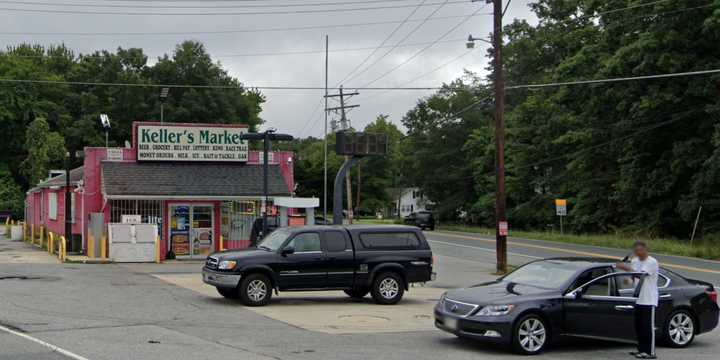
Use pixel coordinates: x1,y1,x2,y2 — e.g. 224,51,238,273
492,0,508,274
326,86,359,223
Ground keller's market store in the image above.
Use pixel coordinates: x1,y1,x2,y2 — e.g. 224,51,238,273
25,122,305,261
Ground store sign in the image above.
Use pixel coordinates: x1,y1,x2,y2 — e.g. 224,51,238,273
121,215,142,224
137,124,248,162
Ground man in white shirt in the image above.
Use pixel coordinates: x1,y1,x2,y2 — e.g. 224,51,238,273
617,241,659,359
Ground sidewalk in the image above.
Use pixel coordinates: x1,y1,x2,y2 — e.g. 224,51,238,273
0,235,58,264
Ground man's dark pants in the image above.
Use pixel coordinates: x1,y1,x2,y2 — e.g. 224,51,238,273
635,305,656,355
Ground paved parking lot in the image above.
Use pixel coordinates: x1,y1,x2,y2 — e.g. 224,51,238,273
1,233,719,360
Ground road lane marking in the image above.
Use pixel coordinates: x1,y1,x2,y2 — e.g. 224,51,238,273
430,232,720,275
0,324,91,360
427,239,542,260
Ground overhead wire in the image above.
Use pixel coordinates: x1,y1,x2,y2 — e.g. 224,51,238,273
0,1,482,16
333,0,430,87
339,0,451,86
0,0,455,9
355,3,487,88
0,13,484,36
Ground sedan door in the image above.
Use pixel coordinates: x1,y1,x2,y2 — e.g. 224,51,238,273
563,273,639,342
276,232,326,289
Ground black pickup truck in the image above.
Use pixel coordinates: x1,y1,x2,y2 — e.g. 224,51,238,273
202,225,434,306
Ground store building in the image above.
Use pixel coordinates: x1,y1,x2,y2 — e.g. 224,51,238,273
25,122,308,261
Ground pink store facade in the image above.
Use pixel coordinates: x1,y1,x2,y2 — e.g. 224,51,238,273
25,122,295,261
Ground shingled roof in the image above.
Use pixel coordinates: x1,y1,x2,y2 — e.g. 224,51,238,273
30,166,84,191
101,162,290,197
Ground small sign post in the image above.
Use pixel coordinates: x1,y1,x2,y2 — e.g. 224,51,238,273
498,221,509,236
555,199,567,234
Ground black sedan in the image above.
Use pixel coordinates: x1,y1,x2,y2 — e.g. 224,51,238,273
435,257,718,355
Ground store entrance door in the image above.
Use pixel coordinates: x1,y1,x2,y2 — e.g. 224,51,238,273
169,204,214,259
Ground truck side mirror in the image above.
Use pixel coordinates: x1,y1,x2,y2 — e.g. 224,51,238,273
564,289,582,300
281,246,295,256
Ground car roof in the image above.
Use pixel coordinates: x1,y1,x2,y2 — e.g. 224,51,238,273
532,257,617,269
285,224,420,232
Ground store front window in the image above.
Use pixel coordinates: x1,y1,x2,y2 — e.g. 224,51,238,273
169,204,214,258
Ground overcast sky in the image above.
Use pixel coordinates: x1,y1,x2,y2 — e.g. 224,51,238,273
1,0,536,138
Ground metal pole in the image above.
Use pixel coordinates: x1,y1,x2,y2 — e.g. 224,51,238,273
160,103,164,124
323,35,329,221
493,0,508,274
65,153,72,251
333,157,360,225
263,132,269,236
690,205,702,246
105,131,109,148
560,215,563,235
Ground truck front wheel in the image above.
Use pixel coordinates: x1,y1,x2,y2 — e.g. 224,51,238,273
239,273,273,306
371,272,405,305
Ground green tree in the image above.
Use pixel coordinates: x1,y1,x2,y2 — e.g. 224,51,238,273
20,118,66,186
0,166,24,217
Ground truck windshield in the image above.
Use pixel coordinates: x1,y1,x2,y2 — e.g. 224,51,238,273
257,229,290,252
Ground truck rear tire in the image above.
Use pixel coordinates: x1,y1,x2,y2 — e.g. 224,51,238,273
239,273,272,306
344,288,369,299
371,272,404,305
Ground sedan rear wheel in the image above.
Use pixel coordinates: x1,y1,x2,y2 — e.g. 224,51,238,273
512,314,548,355
664,310,695,347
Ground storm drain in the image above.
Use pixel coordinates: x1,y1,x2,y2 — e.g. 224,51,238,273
0,275,61,281
337,315,390,325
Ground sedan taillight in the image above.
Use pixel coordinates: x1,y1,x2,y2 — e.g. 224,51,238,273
707,289,718,303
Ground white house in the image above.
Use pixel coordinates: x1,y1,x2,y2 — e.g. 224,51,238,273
395,187,433,218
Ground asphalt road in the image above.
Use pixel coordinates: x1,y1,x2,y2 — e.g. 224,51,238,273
1,232,718,360
424,230,720,285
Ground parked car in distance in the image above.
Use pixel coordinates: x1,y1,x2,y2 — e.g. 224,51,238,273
404,211,435,230
435,257,718,355
203,225,434,306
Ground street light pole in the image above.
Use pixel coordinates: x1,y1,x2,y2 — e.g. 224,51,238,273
492,0,507,274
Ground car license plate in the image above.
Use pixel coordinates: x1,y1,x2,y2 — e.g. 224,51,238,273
444,317,458,330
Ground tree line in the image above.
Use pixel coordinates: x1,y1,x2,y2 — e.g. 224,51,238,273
293,0,720,241
0,41,264,216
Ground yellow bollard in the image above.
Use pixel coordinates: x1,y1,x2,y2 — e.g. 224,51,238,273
30,225,34,244
155,236,161,264
48,232,54,254
22,223,27,242
87,232,95,259
219,235,225,252
100,234,107,259
59,236,66,262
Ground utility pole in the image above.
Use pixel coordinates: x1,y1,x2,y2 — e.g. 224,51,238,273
324,35,329,222
326,86,359,223
492,0,508,274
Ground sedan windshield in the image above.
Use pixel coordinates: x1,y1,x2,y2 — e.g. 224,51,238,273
502,261,579,289
257,229,290,252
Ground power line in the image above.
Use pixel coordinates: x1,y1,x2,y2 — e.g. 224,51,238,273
342,0,451,85
298,99,324,138
333,0,429,87
0,0,448,9
357,4,487,88
0,1,479,16
0,13,483,36
0,38,467,59
505,69,720,90
1,68,718,91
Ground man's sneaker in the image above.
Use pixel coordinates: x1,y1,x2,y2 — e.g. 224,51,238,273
629,351,641,356
635,353,657,359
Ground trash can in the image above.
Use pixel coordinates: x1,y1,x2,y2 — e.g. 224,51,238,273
10,225,23,241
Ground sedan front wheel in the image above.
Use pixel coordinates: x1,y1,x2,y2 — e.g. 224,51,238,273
512,314,548,355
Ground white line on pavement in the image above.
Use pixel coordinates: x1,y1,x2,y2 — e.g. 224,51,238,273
427,239,543,260
0,324,91,360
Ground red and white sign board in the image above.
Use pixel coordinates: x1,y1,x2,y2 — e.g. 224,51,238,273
498,221,509,236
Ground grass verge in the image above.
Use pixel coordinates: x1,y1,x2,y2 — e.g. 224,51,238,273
437,224,720,261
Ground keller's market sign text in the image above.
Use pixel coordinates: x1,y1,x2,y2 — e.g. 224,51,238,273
137,125,248,162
